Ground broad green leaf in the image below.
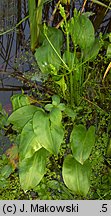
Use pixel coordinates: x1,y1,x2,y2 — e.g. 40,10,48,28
52,95,60,106
0,105,8,128
20,120,42,160
69,11,95,50
35,27,63,74
11,94,31,111
45,104,53,112
33,109,64,154
109,33,111,43
28,0,38,51
83,38,100,61
0,178,8,189
28,0,45,51
1,164,13,178
33,110,54,153
50,108,64,151
51,123,64,152
8,105,39,132
45,102,65,112
19,148,48,190
50,108,62,125
70,125,95,164
58,103,65,111
107,44,111,58
62,154,90,196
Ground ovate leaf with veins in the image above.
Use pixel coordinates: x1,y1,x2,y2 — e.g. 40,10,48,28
11,94,31,111
62,154,90,196
50,108,64,152
50,107,62,125
33,110,54,153
107,44,111,58
83,38,100,61
70,124,95,164
19,148,48,190
69,10,95,50
20,120,42,160
33,109,64,155
52,95,60,106
35,27,63,74
8,105,40,132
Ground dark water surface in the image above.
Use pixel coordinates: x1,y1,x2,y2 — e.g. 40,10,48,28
0,0,31,153
0,0,31,106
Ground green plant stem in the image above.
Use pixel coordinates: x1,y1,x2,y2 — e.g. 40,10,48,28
0,15,29,36
67,44,73,107
70,71,73,107
93,0,111,10
86,61,89,78
66,29,73,106
44,32,69,71
73,46,77,105
80,52,84,85
78,54,84,104
66,32,69,53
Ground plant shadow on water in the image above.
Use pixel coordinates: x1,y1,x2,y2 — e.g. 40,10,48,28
0,0,111,200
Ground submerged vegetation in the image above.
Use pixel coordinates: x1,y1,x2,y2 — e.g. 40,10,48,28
0,0,111,199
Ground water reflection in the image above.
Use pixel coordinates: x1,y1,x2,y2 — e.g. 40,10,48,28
0,0,30,71
0,0,17,33
0,0,31,107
